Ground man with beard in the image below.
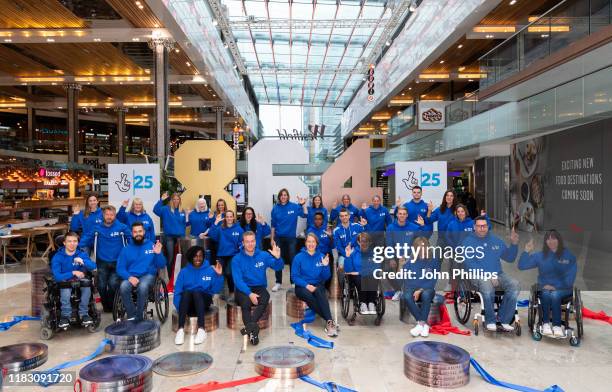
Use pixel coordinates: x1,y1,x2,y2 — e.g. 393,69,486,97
117,222,167,321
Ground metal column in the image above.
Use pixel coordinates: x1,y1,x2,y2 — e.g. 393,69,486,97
26,106,35,151
116,107,128,163
64,83,81,163
214,106,224,140
149,38,174,163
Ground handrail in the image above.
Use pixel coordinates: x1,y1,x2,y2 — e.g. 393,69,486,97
478,0,569,61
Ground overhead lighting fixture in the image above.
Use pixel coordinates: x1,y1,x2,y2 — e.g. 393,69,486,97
458,66,466,71
401,93,405,96
46,38,55,42
175,48,180,53
457,73,487,79
185,61,191,66
93,38,101,42
389,98,414,106
485,34,494,39
509,0,517,5
408,87,412,90
439,60,444,64
132,37,140,41
473,26,516,33
418,73,450,79
409,0,417,12
212,19,218,26
371,114,391,120
527,25,570,33
3,39,11,42
385,40,391,46
457,44,463,49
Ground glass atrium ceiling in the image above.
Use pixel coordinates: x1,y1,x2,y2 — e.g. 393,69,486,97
219,0,403,107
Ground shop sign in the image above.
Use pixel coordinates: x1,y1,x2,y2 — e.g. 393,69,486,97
417,101,451,130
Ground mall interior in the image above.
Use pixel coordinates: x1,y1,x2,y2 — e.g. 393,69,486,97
0,0,611,391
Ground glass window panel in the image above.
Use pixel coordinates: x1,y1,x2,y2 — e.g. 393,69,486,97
314,3,337,20
244,1,267,18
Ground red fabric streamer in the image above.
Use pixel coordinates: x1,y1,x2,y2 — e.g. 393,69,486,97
582,307,612,324
176,375,267,392
443,291,454,304
429,304,471,336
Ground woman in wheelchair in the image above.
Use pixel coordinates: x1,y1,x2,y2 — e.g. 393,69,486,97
401,237,441,338
519,230,577,337
291,233,338,337
173,246,224,345
50,231,97,328
344,233,379,315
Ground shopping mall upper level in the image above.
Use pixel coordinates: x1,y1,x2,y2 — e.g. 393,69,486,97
0,0,610,174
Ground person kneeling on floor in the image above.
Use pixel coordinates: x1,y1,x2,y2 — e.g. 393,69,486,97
232,231,283,345
51,231,97,328
117,222,167,321
292,233,338,337
344,232,379,315
401,237,442,337
174,245,224,345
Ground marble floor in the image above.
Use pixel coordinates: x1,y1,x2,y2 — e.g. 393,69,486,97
0,257,611,392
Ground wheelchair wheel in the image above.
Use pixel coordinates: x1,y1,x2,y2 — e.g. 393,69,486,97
376,287,386,317
532,330,542,341
569,336,580,347
154,278,169,323
341,277,351,319
40,327,53,340
473,319,479,336
453,281,472,325
112,291,126,322
528,285,538,331
574,287,583,338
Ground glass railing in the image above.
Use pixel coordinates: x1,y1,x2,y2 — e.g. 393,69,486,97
387,104,416,136
445,91,509,126
480,0,612,90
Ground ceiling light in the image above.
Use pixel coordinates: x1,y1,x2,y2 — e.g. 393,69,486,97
132,37,140,41
385,40,391,46
175,48,180,53
46,38,55,42
457,44,463,49
212,19,218,26
458,66,466,71
185,61,190,66
409,0,417,12
408,87,412,90
485,34,494,39
93,38,101,42
3,39,11,42
509,0,517,5
401,93,405,96
439,60,444,64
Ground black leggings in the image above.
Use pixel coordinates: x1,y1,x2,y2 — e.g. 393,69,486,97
218,255,235,293
347,275,378,304
235,286,270,333
178,290,213,328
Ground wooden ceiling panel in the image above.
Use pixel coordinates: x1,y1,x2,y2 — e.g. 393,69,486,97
0,45,55,76
0,0,86,28
105,0,163,28
480,0,559,25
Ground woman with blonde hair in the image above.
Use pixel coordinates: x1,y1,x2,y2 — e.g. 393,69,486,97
117,197,156,242
208,210,244,296
154,192,187,273
188,198,212,239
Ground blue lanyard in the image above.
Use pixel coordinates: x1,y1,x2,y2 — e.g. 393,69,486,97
0,316,40,331
290,309,334,349
471,358,564,392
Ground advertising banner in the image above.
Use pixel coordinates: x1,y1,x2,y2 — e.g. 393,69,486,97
108,164,160,233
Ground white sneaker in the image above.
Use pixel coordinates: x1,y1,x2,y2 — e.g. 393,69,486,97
271,283,281,292
392,291,402,302
486,323,497,332
194,328,207,344
368,303,376,314
542,323,553,336
501,323,514,332
174,328,185,345
420,324,430,337
359,303,368,314
410,324,423,337
552,325,564,337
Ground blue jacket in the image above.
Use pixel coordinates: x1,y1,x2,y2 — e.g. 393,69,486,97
231,249,284,295
344,247,377,276
307,225,332,255
173,263,224,309
402,257,442,290
188,210,212,237
116,240,167,280
402,200,433,234
306,206,328,229
360,205,392,233
386,221,420,248
428,207,455,232
70,209,103,234
271,202,306,238
51,247,97,282
117,206,156,242
518,249,577,290
291,248,331,288
79,220,131,263
462,233,518,274
153,199,186,237
446,217,474,248
333,223,364,257
329,203,359,223
240,221,271,249
208,223,244,257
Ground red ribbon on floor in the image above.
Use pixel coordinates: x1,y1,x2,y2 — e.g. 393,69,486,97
176,375,267,392
443,291,454,304
429,304,471,336
582,307,612,324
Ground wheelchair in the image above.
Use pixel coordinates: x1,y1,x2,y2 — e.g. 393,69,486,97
340,274,386,326
39,273,101,340
453,279,521,336
112,275,169,323
527,284,583,346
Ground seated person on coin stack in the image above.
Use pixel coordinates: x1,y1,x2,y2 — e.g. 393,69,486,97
173,245,224,345
344,232,379,315
51,231,97,328
401,237,442,338
291,233,338,337
117,222,167,321
232,231,283,346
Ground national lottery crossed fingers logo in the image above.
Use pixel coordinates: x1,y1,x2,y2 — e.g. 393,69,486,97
402,170,419,190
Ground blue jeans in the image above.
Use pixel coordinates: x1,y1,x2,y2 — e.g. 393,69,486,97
471,273,520,325
403,288,435,323
120,274,156,321
60,283,91,318
295,284,333,321
276,237,297,284
96,260,119,312
162,235,181,274
540,288,573,326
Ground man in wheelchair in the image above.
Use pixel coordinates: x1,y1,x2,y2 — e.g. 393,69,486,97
344,233,379,315
116,222,167,321
50,231,97,328
462,216,520,332
519,230,578,338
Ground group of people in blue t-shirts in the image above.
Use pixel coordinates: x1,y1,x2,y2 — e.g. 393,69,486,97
55,186,577,347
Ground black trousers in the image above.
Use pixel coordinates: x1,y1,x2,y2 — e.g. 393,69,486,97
218,255,235,293
347,274,377,303
178,290,213,329
235,286,270,332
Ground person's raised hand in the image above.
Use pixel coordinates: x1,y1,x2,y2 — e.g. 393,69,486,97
122,199,129,208
208,210,214,219
396,197,402,207
215,214,223,225
153,240,163,254
213,260,223,275
510,227,519,245
428,201,434,212
415,215,425,226
161,192,169,201
321,254,330,266
269,243,281,259
359,217,368,227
